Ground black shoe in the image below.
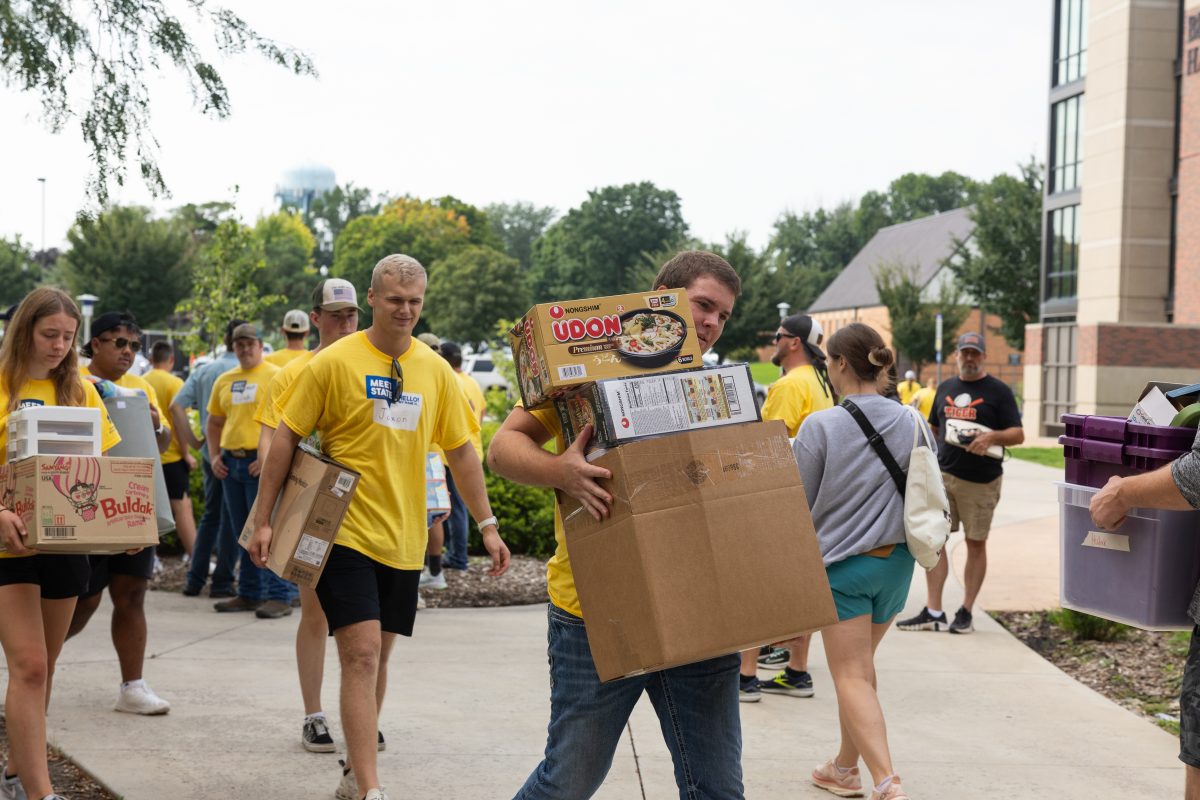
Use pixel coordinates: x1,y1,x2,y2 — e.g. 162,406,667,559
759,669,815,698
209,588,236,599
756,646,789,668
896,607,950,632
214,596,261,613
378,730,386,752
738,675,761,703
302,716,336,753
949,606,974,634
182,585,202,597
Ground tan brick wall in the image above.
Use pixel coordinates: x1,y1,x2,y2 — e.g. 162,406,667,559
1177,6,1200,322
1075,322,1200,367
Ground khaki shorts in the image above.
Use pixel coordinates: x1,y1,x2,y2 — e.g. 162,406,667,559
943,473,1002,541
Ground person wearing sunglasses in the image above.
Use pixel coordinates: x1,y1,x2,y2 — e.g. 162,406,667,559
738,313,836,703
249,254,511,800
67,310,173,717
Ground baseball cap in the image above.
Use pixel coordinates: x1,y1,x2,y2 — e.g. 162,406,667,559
905,370,916,381
312,278,361,311
282,309,310,333
780,313,826,361
417,332,442,350
231,323,262,342
91,311,139,340
956,332,986,353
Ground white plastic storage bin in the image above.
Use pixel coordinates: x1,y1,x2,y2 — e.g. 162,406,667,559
1058,482,1200,631
7,406,102,462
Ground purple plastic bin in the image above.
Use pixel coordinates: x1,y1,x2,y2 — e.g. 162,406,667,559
1058,414,1195,488
1059,482,1200,630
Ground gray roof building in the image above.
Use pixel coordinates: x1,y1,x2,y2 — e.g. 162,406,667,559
807,207,975,313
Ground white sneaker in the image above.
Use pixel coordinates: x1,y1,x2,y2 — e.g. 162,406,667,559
363,790,390,800
416,594,426,610
418,569,447,590
334,760,358,800
0,764,26,800
115,680,170,715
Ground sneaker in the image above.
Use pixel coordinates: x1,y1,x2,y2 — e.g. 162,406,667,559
869,777,909,800
256,599,294,619
302,717,336,753
363,790,390,800
756,646,789,669
0,763,26,800
209,588,236,599
416,594,426,610
738,675,761,703
811,758,863,797
214,596,260,613
115,680,170,715
418,569,447,590
181,585,202,597
291,595,302,608
334,759,357,800
378,730,386,752
895,607,949,632
759,669,815,698
949,606,974,635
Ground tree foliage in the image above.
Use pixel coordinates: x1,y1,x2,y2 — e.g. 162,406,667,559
58,206,193,325
529,182,689,300
0,236,44,308
875,262,970,375
304,183,381,267
486,202,556,271
174,219,283,354
0,1,316,204
425,246,529,347
702,233,778,356
950,161,1043,350
769,202,863,312
254,211,317,330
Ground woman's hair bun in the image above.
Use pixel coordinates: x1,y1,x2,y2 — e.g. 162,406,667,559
867,346,894,369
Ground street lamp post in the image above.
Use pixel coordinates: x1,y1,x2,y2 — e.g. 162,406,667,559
76,294,99,343
776,301,791,321
37,178,46,253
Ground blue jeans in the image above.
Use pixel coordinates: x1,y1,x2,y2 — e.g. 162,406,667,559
221,453,297,604
514,604,744,800
443,467,470,570
186,457,237,594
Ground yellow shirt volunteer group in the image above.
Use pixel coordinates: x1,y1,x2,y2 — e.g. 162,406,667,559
265,348,308,368
0,378,121,559
896,378,921,406
208,362,280,451
278,332,478,571
760,364,835,437
254,350,314,432
142,368,186,464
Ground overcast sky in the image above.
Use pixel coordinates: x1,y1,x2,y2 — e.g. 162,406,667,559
1,1,1050,255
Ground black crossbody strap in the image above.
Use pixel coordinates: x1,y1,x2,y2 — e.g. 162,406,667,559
840,399,906,498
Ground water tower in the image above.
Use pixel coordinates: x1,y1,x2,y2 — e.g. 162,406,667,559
275,163,337,215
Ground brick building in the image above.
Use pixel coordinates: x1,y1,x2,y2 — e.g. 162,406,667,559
1024,0,1200,438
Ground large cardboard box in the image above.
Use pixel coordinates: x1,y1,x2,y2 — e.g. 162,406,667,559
0,455,158,553
555,364,761,452
510,290,704,409
559,420,838,681
239,446,359,588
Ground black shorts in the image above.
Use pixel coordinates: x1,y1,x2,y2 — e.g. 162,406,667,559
0,554,91,600
162,460,190,501
314,545,420,636
1182,626,1200,767
85,547,156,597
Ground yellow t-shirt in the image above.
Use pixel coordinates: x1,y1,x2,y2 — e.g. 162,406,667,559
265,348,308,368
142,369,185,464
0,377,121,559
913,386,936,420
433,371,487,464
278,332,478,569
523,405,582,617
897,379,920,406
760,364,835,436
207,362,279,451
254,351,315,431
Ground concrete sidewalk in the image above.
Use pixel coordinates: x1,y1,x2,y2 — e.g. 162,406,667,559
10,457,1187,798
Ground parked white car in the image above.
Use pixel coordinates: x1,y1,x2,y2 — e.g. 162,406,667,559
463,353,509,394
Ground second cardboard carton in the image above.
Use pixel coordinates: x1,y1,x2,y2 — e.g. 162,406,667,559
511,289,704,409
239,446,359,588
559,420,838,682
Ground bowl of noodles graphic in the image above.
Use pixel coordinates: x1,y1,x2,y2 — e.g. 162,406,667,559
51,457,102,522
614,309,688,368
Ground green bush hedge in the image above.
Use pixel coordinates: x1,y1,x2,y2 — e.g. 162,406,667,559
1049,608,1130,642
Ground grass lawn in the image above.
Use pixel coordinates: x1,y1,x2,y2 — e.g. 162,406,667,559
1009,447,1065,469
748,362,781,385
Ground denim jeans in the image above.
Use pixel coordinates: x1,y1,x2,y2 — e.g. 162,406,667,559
221,453,297,604
186,457,238,594
514,604,744,800
443,467,471,570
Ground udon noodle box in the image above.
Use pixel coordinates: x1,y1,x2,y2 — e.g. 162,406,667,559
510,289,704,409
0,455,159,553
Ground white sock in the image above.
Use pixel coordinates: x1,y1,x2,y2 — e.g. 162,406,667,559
121,678,146,691
926,607,944,617
834,762,853,774
875,775,897,792
306,711,326,722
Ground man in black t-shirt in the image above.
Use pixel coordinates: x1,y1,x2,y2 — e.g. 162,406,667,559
897,332,1024,634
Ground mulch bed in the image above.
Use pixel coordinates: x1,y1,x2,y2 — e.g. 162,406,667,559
992,610,1189,734
0,715,117,799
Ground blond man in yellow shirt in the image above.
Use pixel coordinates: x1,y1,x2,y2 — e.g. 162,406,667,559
249,255,510,800
206,324,289,618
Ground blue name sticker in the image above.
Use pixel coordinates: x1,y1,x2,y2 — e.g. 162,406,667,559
17,399,45,409
366,375,396,402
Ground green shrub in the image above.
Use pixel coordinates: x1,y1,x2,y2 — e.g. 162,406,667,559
472,418,557,558
1050,608,1130,642
723,345,758,364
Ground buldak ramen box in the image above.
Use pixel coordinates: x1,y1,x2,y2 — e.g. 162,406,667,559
559,420,838,682
0,455,158,553
510,289,704,409
556,364,761,452
240,445,359,588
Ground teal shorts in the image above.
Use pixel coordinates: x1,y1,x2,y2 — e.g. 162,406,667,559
825,543,915,624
